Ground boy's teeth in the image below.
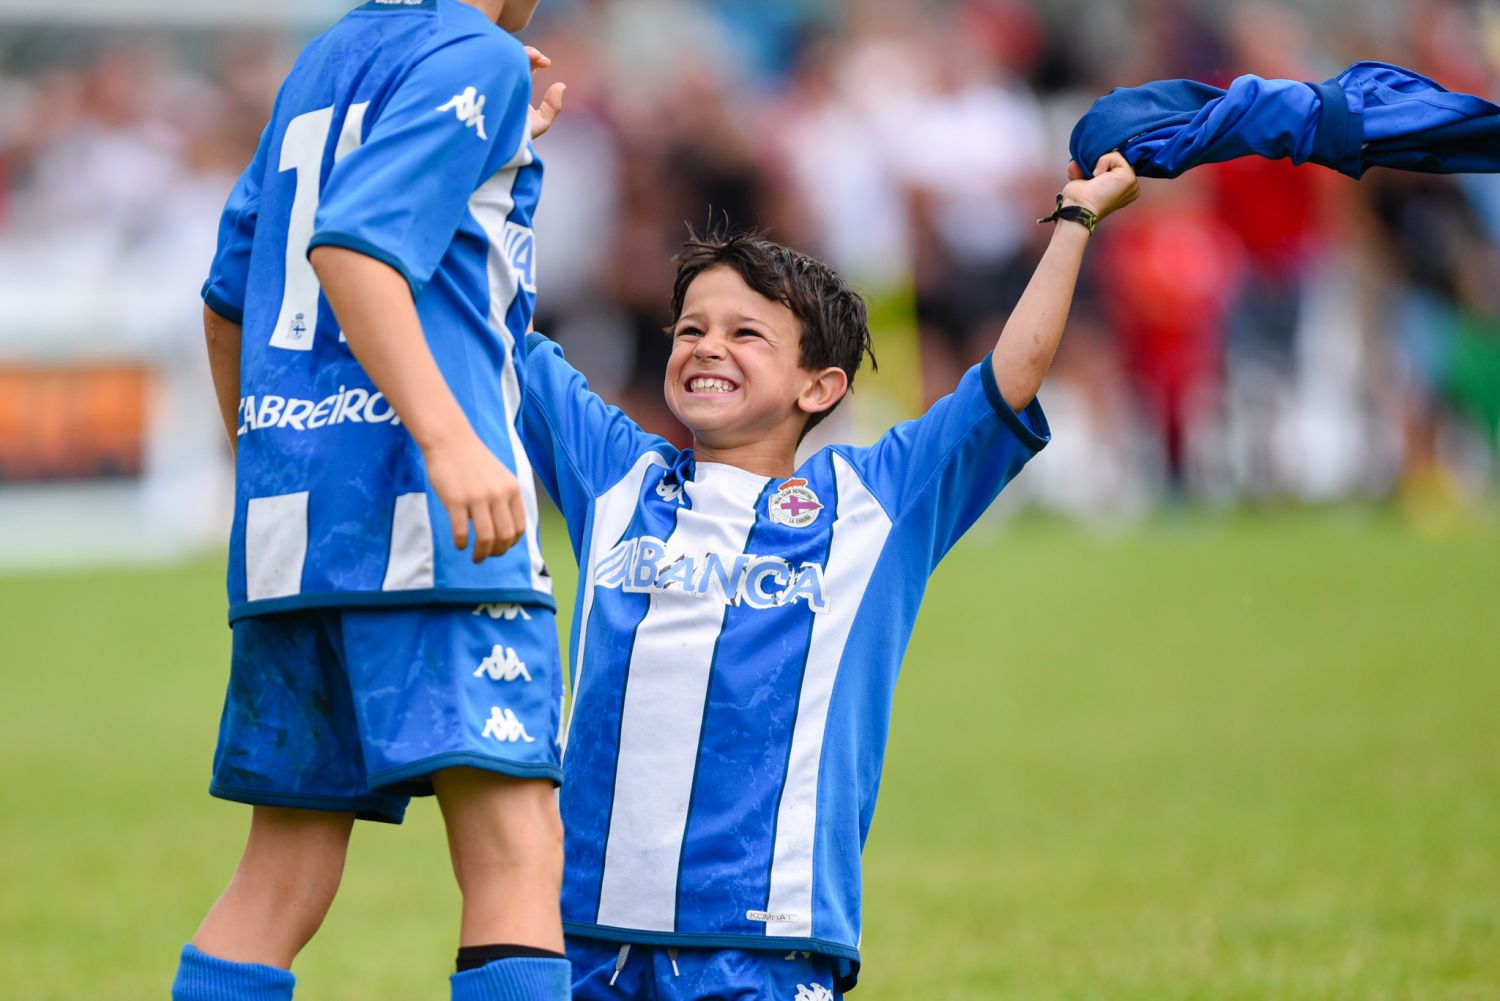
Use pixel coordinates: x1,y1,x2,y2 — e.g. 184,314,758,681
691,377,733,393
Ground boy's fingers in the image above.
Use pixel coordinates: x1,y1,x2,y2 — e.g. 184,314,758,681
509,491,528,548
1096,150,1131,175
470,503,496,562
1066,160,1085,182
491,498,520,555
525,46,551,71
536,82,565,129
447,504,469,553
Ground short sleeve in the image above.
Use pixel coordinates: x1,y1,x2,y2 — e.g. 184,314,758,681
521,333,671,550
202,121,272,324
846,353,1050,568
309,32,531,294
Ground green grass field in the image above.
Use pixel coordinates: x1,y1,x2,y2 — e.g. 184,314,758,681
2,509,1497,1000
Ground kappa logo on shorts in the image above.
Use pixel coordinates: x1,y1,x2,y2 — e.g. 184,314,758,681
794,985,834,1001
473,602,532,621
474,645,531,683
481,706,535,743
769,478,823,528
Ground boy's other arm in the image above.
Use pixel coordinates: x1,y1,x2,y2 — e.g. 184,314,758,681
204,305,242,458
992,152,1139,410
309,246,524,563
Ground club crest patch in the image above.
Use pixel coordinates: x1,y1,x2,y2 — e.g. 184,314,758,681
769,477,823,528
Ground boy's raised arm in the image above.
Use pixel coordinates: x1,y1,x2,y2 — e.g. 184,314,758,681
991,151,1139,410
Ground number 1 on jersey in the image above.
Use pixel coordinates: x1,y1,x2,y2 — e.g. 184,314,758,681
270,102,369,352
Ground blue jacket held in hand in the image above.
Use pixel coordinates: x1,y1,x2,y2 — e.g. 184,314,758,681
1070,60,1500,179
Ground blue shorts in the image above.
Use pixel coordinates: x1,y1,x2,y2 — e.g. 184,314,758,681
568,937,845,1001
210,602,562,824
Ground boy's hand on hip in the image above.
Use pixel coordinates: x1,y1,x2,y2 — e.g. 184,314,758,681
1061,151,1140,221
424,434,527,562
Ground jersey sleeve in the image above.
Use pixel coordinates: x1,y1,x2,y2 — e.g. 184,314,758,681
201,121,272,324
309,32,531,295
521,333,671,552
846,353,1050,568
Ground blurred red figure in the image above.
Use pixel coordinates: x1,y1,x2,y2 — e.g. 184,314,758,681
1095,180,1243,491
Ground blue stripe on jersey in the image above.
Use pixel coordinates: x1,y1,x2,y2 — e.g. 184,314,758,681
561,458,687,925
673,462,836,935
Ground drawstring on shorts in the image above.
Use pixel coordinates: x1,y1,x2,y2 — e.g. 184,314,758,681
609,944,630,987
606,943,682,987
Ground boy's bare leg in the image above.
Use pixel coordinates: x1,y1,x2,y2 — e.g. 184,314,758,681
434,767,564,951
192,806,356,968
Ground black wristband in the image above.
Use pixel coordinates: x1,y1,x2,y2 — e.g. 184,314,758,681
1036,194,1099,234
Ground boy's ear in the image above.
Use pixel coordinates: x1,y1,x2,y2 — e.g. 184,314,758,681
798,366,849,417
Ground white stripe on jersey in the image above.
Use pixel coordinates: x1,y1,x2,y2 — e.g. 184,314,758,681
244,491,310,601
469,137,551,598
595,464,769,932
562,451,668,753
764,453,891,938
381,491,435,591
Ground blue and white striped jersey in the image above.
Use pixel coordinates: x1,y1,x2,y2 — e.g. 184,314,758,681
521,333,1050,974
204,0,550,622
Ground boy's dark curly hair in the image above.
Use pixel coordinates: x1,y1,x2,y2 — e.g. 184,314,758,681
668,226,876,437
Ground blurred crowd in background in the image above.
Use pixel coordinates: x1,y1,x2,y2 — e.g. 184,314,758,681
2,0,1499,547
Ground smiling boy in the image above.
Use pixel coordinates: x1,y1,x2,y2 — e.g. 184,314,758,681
522,154,1139,998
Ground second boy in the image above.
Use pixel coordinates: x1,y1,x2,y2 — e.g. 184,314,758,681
522,155,1139,997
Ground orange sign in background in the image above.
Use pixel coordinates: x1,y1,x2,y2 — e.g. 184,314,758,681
0,363,153,483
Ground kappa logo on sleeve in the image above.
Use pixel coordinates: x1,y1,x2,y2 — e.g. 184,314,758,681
437,86,488,140
794,985,834,1001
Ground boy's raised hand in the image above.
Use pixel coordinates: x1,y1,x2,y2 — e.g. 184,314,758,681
1060,151,1140,221
525,46,566,139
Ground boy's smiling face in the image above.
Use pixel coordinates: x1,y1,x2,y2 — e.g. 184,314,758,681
665,265,843,460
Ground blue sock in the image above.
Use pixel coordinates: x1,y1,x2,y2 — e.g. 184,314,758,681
450,956,571,1001
171,944,296,1001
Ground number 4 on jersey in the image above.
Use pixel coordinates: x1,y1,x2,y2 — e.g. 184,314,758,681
271,102,369,352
